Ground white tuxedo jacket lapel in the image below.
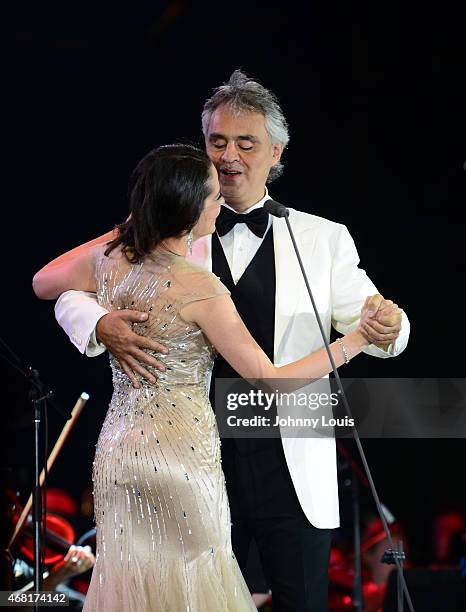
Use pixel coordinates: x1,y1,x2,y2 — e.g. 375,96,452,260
272,209,319,364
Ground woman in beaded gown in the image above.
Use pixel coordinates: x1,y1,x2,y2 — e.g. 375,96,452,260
33,144,385,612
87,244,245,611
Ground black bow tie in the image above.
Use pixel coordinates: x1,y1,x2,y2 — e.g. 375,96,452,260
216,206,269,238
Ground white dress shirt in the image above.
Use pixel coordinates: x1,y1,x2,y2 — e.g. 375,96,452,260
218,189,272,284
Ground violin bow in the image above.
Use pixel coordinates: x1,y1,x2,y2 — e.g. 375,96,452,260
8,392,89,549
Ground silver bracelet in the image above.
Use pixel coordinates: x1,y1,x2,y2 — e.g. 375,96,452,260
336,338,350,365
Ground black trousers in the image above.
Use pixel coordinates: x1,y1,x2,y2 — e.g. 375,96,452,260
222,437,332,612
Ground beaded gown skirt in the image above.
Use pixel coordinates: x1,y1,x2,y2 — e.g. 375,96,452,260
83,247,255,612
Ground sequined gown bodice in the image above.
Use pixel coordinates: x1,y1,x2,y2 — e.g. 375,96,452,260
83,246,255,612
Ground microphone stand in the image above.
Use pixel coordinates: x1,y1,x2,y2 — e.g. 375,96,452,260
264,200,414,612
0,336,69,610
28,368,54,598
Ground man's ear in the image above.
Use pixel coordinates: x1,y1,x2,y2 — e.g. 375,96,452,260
272,143,284,164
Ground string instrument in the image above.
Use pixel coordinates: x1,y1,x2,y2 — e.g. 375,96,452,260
7,489,75,567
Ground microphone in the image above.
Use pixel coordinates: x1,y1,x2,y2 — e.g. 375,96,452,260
264,199,289,218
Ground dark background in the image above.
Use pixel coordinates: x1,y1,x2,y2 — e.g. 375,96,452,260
2,0,465,568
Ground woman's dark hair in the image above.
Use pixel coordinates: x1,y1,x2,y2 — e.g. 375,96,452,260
105,144,212,263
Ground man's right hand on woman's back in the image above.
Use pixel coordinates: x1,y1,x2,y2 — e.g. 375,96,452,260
96,310,168,388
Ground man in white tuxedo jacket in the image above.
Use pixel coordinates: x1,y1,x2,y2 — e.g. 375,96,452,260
53,71,409,611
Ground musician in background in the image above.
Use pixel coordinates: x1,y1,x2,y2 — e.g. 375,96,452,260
12,487,95,610
13,543,94,593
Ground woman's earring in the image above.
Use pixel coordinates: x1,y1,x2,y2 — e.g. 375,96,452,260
187,230,193,255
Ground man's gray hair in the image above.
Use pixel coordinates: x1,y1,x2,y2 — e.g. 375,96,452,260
201,70,290,182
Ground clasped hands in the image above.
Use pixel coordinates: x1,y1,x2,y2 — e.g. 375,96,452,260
358,294,403,351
